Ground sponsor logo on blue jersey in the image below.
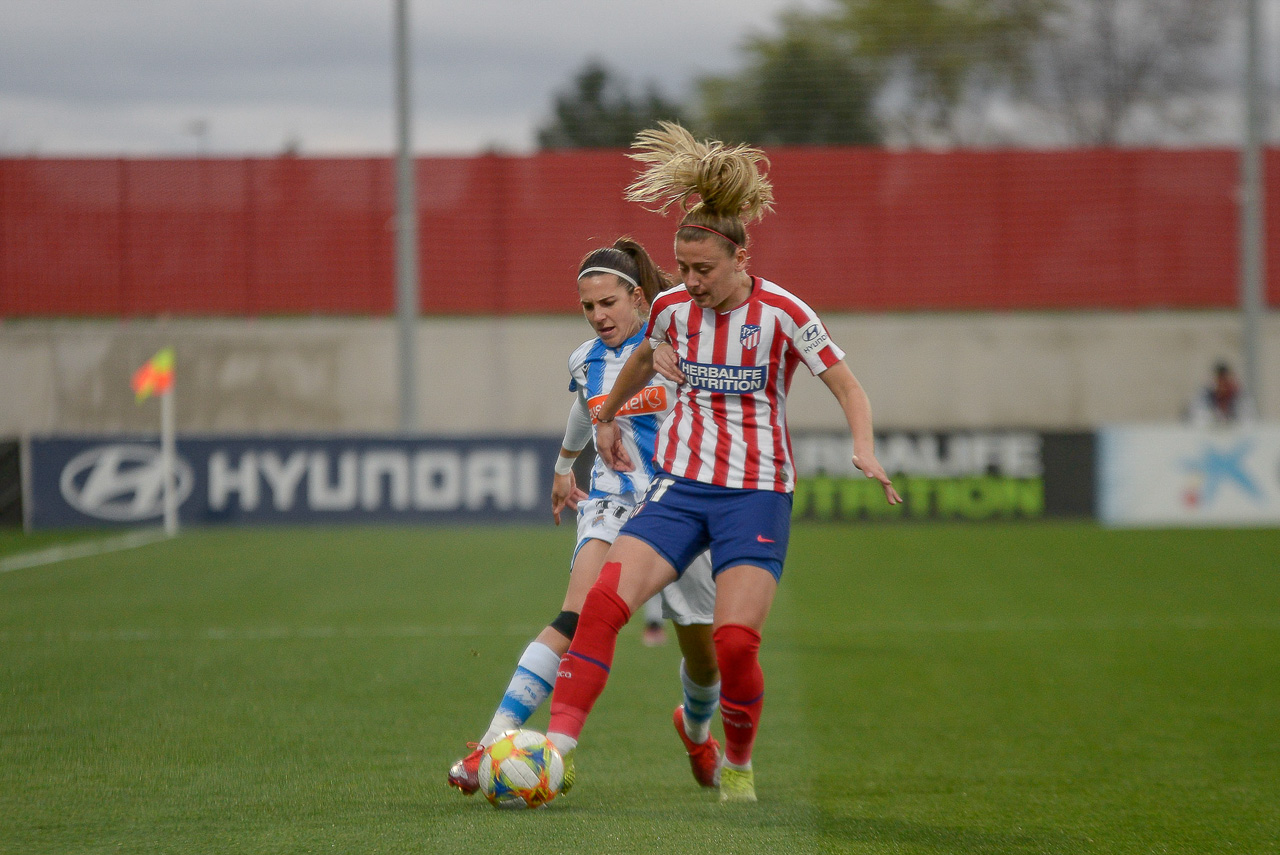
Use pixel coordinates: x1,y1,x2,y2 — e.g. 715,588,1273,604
679,359,767,393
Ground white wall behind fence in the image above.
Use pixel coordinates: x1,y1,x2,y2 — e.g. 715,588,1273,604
0,311,1274,436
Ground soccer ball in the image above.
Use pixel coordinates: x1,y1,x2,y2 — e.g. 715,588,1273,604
477,729,565,809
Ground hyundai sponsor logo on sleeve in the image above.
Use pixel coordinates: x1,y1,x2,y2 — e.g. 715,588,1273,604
798,321,831,356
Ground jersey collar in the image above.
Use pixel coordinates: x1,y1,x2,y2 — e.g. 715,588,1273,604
613,328,647,354
717,275,760,315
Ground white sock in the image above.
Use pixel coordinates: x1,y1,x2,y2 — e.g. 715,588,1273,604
724,758,752,772
679,658,721,745
480,641,561,746
547,732,578,756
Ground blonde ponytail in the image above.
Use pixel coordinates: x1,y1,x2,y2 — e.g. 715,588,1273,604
625,122,774,224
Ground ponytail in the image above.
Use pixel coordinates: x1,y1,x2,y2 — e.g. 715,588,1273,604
625,121,773,253
577,237,674,307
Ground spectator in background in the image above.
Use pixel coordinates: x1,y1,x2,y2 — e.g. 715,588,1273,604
1189,361,1255,425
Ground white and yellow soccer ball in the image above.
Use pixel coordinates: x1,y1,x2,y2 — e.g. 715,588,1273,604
477,729,565,809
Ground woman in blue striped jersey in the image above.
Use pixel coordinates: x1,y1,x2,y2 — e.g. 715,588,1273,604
447,238,722,795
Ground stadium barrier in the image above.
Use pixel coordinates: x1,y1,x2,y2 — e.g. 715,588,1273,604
1098,423,1280,527
3,149,1277,317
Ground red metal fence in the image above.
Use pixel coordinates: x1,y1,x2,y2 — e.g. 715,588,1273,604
2,149,1275,316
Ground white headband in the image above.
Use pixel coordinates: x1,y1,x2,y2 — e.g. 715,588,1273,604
578,266,639,289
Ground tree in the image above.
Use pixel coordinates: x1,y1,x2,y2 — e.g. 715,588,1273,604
536,60,688,149
1027,0,1233,145
831,0,1054,145
830,0,1234,146
696,12,880,146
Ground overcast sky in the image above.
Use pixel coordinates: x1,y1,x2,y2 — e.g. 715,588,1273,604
0,0,827,157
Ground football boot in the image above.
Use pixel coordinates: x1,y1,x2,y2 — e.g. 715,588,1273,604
719,766,756,803
446,743,484,795
673,705,722,788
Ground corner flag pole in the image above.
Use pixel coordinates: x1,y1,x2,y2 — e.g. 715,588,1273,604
160,387,178,537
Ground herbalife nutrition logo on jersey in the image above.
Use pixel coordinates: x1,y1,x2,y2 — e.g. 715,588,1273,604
679,359,767,393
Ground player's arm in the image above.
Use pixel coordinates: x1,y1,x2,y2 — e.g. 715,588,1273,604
592,339,657,472
819,361,901,505
651,341,685,384
552,396,592,525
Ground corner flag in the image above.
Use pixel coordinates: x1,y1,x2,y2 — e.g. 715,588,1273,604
129,347,180,536
132,348,174,402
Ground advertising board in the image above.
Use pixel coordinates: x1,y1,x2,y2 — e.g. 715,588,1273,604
0,440,19,527
791,431,1095,522
1098,424,1280,527
25,435,561,529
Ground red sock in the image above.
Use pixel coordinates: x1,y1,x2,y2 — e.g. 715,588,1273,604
548,562,632,740
715,623,764,766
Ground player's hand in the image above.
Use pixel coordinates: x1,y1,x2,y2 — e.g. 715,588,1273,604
852,452,902,505
652,342,685,385
551,471,587,525
595,419,634,471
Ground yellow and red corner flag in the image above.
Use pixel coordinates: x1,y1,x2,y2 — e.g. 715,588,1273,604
131,348,175,402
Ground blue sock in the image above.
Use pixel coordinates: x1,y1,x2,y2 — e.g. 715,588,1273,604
680,658,720,744
482,641,560,745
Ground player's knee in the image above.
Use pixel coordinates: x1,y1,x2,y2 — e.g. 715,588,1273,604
713,623,762,673
582,578,633,633
549,609,580,641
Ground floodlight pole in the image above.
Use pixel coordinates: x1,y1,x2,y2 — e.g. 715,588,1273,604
394,0,420,433
1240,0,1265,414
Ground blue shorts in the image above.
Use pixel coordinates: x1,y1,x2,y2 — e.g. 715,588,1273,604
621,472,793,582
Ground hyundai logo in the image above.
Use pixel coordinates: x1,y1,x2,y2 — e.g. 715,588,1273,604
59,444,194,521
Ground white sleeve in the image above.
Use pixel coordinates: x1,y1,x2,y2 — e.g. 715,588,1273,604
561,394,593,453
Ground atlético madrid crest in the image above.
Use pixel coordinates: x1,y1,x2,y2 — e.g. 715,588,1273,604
739,324,761,350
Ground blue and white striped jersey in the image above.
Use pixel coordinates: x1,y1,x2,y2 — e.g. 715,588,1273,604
567,329,675,499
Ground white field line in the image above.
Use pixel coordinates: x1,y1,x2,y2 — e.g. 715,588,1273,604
0,529,170,574
803,614,1280,634
0,617,1275,645
0,624,544,643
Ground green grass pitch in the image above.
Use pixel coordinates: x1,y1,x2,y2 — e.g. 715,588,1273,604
2,523,1277,854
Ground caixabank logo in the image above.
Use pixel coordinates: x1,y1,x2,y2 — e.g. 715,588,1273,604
1098,425,1280,527
1180,438,1264,509
59,444,195,522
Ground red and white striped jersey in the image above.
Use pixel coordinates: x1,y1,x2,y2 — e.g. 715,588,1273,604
645,276,845,492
